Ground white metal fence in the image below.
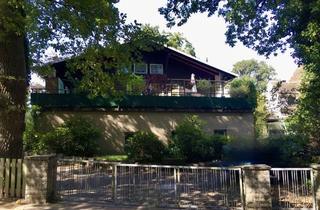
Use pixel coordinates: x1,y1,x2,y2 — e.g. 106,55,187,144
56,159,316,209
57,160,242,209
270,168,313,209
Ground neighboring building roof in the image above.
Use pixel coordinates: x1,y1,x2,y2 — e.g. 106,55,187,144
288,66,303,83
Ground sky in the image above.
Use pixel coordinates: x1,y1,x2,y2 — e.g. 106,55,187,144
116,0,298,81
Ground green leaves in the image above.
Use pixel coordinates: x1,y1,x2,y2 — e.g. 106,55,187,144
160,0,320,74
232,59,276,92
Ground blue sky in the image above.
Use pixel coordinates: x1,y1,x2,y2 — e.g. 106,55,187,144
116,0,298,80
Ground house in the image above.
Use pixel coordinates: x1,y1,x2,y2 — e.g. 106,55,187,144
266,67,304,136
31,46,255,154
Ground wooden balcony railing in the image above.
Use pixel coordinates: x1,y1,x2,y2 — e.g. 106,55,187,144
31,79,230,97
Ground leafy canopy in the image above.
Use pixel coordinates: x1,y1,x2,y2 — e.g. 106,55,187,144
141,25,196,56
3,1,167,97
232,59,276,92
160,0,320,72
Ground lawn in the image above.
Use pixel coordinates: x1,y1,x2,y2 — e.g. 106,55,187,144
95,155,128,162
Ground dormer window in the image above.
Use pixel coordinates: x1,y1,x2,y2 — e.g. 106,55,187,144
134,63,147,74
150,64,163,75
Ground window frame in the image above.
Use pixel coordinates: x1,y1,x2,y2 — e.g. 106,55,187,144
149,63,164,75
214,129,227,136
134,63,148,74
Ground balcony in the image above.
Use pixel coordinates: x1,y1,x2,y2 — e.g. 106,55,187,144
31,78,229,97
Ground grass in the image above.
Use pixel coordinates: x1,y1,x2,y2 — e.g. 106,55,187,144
95,155,128,162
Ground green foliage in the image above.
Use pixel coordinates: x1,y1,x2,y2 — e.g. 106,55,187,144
264,136,310,166
228,76,268,138
223,135,309,166
160,1,320,74
254,94,269,138
124,131,167,163
126,74,146,95
141,25,196,56
24,116,101,157
286,71,320,156
228,76,257,108
170,115,229,162
95,155,128,162
166,32,196,56
232,59,276,92
196,79,211,95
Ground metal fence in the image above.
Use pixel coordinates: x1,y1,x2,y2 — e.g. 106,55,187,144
57,160,242,209
57,160,317,209
115,164,242,209
270,168,314,209
56,160,114,201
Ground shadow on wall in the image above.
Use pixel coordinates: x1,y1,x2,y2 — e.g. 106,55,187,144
39,111,254,155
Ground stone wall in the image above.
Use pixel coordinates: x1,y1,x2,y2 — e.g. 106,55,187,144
37,110,255,154
24,155,57,203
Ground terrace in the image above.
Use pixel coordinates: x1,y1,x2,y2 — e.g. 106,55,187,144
31,78,229,98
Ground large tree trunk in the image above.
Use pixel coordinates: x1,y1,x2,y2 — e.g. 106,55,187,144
0,2,27,158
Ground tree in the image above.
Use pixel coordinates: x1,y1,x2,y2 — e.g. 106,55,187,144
160,0,320,141
166,32,196,56
0,1,28,158
141,25,196,56
159,0,320,73
286,71,320,155
0,1,164,158
229,76,268,138
232,59,276,92
228,76,257,108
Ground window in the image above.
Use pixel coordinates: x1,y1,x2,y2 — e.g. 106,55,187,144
214,129,227,136
150,64,163,75
134,63,147,74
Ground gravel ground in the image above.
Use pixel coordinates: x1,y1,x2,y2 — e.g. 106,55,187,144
0,200,181,210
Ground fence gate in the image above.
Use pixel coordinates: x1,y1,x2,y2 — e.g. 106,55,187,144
57,160,243,209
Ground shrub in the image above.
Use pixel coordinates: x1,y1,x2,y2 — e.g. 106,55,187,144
127,74,145,95
169,115,205,162
223,135,310,166
169,115,229,163
124,131,166,163
24,116,101,157
197,79,211,95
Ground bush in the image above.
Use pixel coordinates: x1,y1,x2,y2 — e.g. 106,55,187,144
197,79,211,95
223,135,310,166
24,116,101,157
169,115,229,163
124,131,166,163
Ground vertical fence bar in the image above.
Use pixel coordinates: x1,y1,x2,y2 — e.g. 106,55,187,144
112,164,117,202
0,158,4,198
4,158,10,198
16,159,22,198
10,159,16,197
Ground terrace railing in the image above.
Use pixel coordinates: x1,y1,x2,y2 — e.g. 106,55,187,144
31,79,229,97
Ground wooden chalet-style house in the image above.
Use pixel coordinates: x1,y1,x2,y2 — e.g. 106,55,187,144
31,46,255,154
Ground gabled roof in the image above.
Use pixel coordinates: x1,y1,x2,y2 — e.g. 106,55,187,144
165,46,237,79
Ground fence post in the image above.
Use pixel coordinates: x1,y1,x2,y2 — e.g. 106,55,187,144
311,164,320,210
112,164,117,202
242,164,272,210
24,155,57,203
